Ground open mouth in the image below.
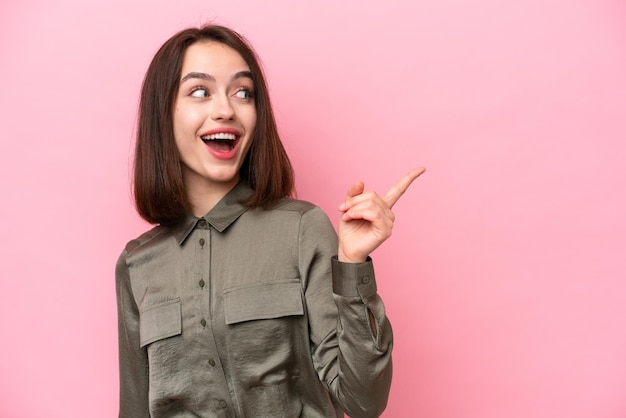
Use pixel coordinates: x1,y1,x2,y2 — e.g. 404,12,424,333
201,132,238,151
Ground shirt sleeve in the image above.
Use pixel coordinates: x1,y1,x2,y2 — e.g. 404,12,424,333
116,249,150,418
299,207,393,418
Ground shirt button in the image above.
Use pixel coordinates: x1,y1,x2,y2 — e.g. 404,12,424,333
199,279,205,288
200,319,207,327
362,276,371,284
208,359,216,367
218,400,227,408
198,219,206,227
199,238,206,246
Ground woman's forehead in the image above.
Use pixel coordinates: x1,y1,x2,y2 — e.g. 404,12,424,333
180,41,250,75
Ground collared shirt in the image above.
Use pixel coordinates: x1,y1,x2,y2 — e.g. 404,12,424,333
116,181,393,418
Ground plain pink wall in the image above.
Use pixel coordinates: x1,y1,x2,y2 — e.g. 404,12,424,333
1,0,625,417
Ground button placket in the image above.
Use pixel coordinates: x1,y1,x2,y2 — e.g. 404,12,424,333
188,221,233,409
195,226,209,332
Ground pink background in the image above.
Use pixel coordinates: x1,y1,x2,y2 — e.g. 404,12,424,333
1,0,625,417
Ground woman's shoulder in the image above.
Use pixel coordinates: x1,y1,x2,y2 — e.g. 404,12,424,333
262,197,334,230
120,224,170,257
269,196,321,215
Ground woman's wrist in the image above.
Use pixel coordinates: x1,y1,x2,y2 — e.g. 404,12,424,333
337,247,367,264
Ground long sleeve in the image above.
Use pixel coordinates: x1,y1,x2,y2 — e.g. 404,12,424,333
299,207,393,418
116,249,150,418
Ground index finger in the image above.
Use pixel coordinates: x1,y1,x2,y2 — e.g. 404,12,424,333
383,167,426,208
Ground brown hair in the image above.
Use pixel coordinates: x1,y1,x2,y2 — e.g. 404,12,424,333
133,25,294,226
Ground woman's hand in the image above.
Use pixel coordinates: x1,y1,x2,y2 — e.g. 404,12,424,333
337,167,426,263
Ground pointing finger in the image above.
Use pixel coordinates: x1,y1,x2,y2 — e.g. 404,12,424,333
383,167,426,208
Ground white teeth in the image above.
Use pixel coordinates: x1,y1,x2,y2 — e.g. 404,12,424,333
202,132,236,141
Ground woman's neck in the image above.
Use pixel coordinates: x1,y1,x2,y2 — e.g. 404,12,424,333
184,175,239,217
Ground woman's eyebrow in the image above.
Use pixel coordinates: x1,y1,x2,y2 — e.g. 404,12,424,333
233,70,253,81
180,71,254,84
181,72,214,83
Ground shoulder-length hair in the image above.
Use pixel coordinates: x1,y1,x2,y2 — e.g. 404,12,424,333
134,25,294,226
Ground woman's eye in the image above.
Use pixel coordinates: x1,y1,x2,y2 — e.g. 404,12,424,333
190,88,209,98
235,89,253,100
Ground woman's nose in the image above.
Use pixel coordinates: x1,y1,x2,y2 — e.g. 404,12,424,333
210,94,235,120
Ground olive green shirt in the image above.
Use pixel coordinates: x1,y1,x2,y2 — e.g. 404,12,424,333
116,181,393,418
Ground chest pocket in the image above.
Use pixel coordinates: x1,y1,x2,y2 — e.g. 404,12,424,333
223,281,304,324
139,298,182,348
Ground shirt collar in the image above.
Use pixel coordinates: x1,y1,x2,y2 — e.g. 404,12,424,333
173,181,254,245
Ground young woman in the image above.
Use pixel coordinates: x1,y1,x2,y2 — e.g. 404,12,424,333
116,24,424,418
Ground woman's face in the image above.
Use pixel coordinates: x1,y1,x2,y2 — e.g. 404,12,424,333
173,41,257,195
